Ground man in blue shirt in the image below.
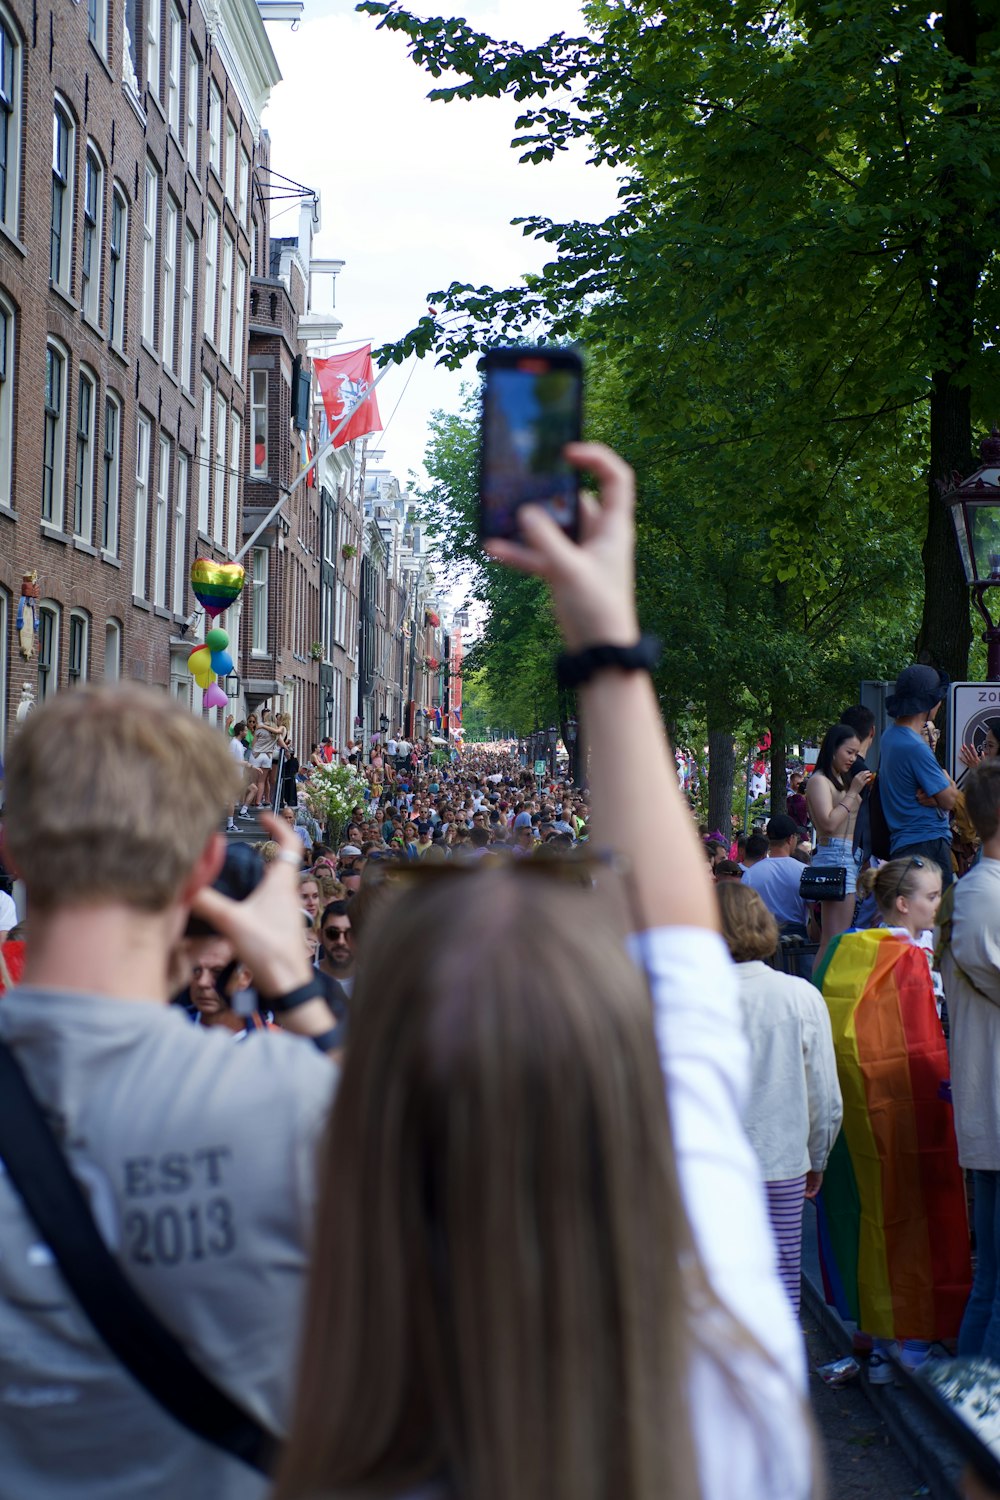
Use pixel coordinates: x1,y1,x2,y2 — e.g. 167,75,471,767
878,664,958,887
742,814,812,935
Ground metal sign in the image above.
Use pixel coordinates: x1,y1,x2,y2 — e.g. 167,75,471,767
946,681,1000,785
533,759,547,777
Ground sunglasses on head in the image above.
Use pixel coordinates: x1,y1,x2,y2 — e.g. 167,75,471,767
893,855,925,902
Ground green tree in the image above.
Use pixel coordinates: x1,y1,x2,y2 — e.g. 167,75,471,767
362,0,1000,680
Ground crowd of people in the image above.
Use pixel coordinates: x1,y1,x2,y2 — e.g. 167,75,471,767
0,442,996,1500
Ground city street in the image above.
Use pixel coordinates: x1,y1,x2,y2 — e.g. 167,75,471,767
803,1319,928,1499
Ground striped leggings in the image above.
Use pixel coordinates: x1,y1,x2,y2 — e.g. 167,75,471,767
765,1175,808,1318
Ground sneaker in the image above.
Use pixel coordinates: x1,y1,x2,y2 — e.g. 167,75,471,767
868,1347,898,1385
239,806,249,819
226,820,238,833
899,1340,934,1374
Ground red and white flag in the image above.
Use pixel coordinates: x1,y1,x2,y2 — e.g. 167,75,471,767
314,346,383,449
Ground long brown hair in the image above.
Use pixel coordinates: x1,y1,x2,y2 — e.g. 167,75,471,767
274,868,702,1500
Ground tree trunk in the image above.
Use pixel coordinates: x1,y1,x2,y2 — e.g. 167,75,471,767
769,722,787,816
918,373,974,680
707,724,736,841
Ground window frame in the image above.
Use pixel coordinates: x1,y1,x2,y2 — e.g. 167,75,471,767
173,450,189,615
37,600,60,701
251,369,267,476
50,98,74,292
227,409,240,554
213,391,227,547
134,411,151,598
208,80,221,177
108,185,128,352
203,201,218,343
180,222,195,391
232,255,246,385
161,193,178,370
238,145,250,225
68,608,90,685
141,161,158,348
224,115,236,207
198,375,211,533
42,339,67,528
0,292,14,510
73,366,97,542
251,546,268,655
81,144,103,324
153,431,170,607
101,392,121,555
146,0,161,100
166,2,182,137
0,10,22,235
185,45,199,174
104,617,122,680
219,228,233,365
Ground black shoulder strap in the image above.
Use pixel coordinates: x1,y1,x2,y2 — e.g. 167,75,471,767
0,1039,280,1477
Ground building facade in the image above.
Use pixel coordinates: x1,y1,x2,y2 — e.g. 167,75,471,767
0,0,280,748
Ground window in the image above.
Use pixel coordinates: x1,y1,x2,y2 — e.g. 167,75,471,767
161,194,178,369
101,393,121,553
180,224,195,390
0,294,14,509
185,47,199,173
134,413,151,597
208,81,221,175
232,257,246,384
0,14,22,234
251,370,267,475
146,0,160,98
213,393,226,545
203,202,218,342
153,433,170,606
198,376,211,532
68,610,89,684
108,186,127,349
104,618,121,679
238,146,249,224
74,368,96,541
227,410,240,553
0,586,7,754
87,0,107,56
219,230,233,364
81,146,103,323
173,451,188,614
37,602,59,701
224,116,236,206
50,101,74,290
251,546,268,653
166,4,182,136
141,161,158,347
42,342,67,527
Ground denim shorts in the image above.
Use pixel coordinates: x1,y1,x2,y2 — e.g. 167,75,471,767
812,836,862,895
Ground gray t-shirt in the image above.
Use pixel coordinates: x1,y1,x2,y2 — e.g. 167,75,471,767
0,987,335,1499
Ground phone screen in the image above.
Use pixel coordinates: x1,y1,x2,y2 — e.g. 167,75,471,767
479,349,582,542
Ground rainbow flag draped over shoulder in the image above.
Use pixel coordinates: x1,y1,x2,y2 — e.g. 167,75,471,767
815,929,970,1341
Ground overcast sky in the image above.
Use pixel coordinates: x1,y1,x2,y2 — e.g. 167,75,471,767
262,0,618,491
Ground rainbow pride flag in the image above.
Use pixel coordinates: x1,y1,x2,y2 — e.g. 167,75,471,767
815,929,970,1341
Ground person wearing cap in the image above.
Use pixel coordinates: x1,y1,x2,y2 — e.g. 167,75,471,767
879,665,958,887
741,814,813,938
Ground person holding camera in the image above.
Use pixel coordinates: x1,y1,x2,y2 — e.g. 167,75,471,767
805,723,872,963
0,689,342,1499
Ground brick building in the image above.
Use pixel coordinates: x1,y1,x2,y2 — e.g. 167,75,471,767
0,0,279,747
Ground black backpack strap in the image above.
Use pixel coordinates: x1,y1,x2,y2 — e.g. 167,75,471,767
0,1039,280,1477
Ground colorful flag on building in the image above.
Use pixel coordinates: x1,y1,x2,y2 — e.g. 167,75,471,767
314,346,382,448
814,929,970,1341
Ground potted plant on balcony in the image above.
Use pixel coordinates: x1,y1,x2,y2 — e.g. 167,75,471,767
309,641,323,661
341,543,357,560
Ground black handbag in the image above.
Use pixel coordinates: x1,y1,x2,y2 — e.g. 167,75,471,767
799,865,847,902
0,1039,280,1476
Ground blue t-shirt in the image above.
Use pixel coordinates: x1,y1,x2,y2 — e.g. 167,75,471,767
877,723,950,853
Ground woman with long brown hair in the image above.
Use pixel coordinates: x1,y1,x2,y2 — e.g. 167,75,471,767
274,445,814,1500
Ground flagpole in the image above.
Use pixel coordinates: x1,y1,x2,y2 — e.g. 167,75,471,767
233,359,395,566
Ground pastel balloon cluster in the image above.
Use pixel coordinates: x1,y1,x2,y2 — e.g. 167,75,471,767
188,625,234,710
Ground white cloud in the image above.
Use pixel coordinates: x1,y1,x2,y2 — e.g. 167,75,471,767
262,0,618,485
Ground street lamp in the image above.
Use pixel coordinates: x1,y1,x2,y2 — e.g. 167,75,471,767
943,426,1000,679
224,672,241,699
379,712,389,735
547,724,558,778
565,715,578,785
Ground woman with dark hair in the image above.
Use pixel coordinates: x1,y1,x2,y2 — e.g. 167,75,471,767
960,717,1000,770
274,445,814,1500
806,723,873,964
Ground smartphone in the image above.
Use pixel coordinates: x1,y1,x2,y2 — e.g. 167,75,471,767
478,346,582,543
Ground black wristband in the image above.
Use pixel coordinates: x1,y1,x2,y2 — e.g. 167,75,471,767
312,1026,345,1055
268,976,325,1013
556,634,661,691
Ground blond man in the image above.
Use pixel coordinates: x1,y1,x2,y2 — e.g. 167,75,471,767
0,685,339,1499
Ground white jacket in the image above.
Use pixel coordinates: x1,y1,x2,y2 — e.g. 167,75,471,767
940,858,1000,1170
734,960,843,1180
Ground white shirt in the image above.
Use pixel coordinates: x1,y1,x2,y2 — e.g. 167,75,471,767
631,927,812,1499
228,737,246,764
733,960,842,1179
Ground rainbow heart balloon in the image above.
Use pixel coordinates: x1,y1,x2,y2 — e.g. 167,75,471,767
190,559,245,618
